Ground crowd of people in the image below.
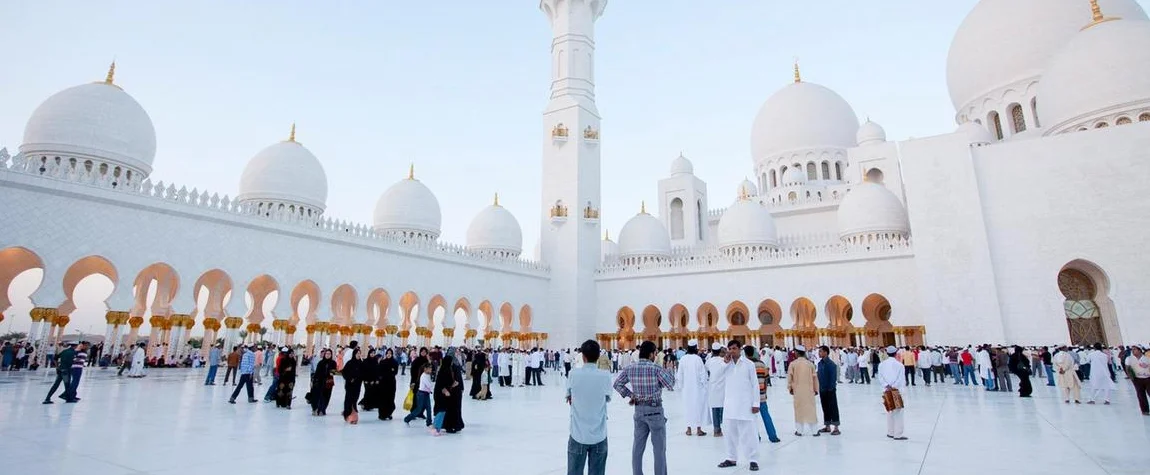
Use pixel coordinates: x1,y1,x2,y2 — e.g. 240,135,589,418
566,340,1150,475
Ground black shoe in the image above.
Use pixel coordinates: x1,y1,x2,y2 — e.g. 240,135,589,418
42,400,53,405
228,399,236,404
65,399,79,403
749,462,759,471
248,399,258,403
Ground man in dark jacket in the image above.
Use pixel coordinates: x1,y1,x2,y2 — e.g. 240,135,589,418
44,343,77,404
817,346,841,435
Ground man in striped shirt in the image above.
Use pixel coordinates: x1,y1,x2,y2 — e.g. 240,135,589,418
228,345,258,404
63,342,89,403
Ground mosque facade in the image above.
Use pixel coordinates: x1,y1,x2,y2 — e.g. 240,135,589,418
2,0,1150,360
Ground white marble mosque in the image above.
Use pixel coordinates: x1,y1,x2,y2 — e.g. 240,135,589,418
3,0,1150,362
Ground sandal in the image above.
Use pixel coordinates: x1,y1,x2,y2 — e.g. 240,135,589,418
697,430,707,436
717,460,737,468
831,429,841,436
686,428,693,436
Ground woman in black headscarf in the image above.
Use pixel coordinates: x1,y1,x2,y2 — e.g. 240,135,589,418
1009,345,1033,398
470,350,488,399
378,348,400,420
274,348,297,409
360,348,379,411
342,347,363,424
434,348,466,433
309,349,337,416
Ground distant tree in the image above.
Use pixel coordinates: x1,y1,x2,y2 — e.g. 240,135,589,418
239,330,248,340
259,327,267,339
0,331,28,341
188,337,203,349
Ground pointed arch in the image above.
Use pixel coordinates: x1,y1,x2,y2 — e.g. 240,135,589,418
499,302,515,331
129,262,180,318
59,255,119,316
861,293,893,332
0,246,44,314
427,294,447,331
243,274,279,325
725,300,750,334
398,291,420,331
696,302,719,332
668,304,689,331
330,284,358,325
478,300,495,332
617,306,637,349
366,288,391,328
757,299,783,336
193,269,233,320
519,305,533,332
290,280,321,325
454,297,473,328
640,305,661,338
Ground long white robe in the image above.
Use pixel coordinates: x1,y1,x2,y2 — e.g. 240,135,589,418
773,350,786,376
1086,351,1116,391
128,347,146,377
676,353,710,427
705,356,730,409
975,350,993,380
723,357,761,464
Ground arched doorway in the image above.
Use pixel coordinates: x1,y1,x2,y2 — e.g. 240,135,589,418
790,298,817,347
1058,260,1119,345
861,293,895,346
640,305,662,343
696,302,719,348
616,306,637,350
668,304,689,348
824,295,855,346
726,301,751,344
757,299,782,347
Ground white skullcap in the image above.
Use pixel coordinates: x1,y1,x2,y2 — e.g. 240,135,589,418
687,339,698,347
711,342,723,351
795,344,806,352
886,346,898,354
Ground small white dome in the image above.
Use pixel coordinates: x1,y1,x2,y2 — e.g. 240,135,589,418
856,120,887,146
466,200,523,257
601,233,619,263
837,182,910,239
373,173,442,239
670,153,694,176
717,199,778,250
238,138,328,211
946,0,1147,111
781,166,806,186
21,80,157,176
751,81,859,160
1039,18,1150,133
618,210,671,259
956,122,995,145
737,178,759,197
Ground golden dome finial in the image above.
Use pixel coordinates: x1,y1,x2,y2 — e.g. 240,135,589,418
105,60,116,85
288,122,296,142
793,58,801,83
1084,0,1120,29
408,163,415,180
640,201,646,214
604,229,610,241
494,192,500,206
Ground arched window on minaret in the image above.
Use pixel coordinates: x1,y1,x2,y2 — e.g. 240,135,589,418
696,199,705,241
821,161,830,180
834,162,843,181
806,162,817,180
988,111,1004,140
769,169,778,188
1009,103,1026,133
669,198,684,240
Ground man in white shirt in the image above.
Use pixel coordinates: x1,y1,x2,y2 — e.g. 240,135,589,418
675,339,709,436
705,342,730,436
844,349,859,383
916,346,934,386
876,346,907,440
566,340,612,475
716,341,760,472
858,348,872,384
1123,345,1150,415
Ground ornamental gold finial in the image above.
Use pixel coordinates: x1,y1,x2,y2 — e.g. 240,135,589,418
793,58,801,83
288,122,296,142
604,229,610,241
105,60,116,85
408,163,415,180
1084,0,1120,29
494,192,500,206
640,201,646,214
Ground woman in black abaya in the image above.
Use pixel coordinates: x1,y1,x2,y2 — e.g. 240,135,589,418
470,350,488,399
274,348,297,409
359,348,379,411
434,348,466,433
309,349,337,416
342,347,363,424
378,348,400,420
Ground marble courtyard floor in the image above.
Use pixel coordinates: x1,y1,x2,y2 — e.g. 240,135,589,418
2,367,1148,475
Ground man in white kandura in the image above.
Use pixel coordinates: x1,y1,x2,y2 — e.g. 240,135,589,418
128,343,147,378
705,342,731,437
877,345,907,440
1086,343,1116,404
717,341,761,472
676,339,709,436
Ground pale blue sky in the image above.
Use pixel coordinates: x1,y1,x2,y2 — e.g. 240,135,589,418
4,1,1144,335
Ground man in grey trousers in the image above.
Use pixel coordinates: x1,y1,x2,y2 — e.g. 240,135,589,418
613,341,676,475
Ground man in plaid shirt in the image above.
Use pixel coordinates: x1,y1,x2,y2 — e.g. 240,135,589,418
613,341,675,475
228,345,258,404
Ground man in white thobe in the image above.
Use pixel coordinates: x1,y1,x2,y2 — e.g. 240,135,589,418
128,343,147,377
975,345,994,390
717,341,760,471
876,346,907,440
773,348,786,378
1086,344,1116,404
705,342,731,436
676,340,710,435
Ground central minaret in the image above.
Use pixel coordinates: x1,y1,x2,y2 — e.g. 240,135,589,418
539,0,606,346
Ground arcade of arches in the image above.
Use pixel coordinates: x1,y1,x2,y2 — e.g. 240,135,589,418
0,247,540,367
602,294,924,351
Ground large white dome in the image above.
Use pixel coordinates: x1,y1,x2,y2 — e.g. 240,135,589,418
617,209,671,259
466,198,523,257
21,78,157,176
1039,18,1150,133
737,178,758,197
750,81,859,160
837,182,910,239
856,120,887,146
238,134,328,211
373,171,442,239
946,0,1147,112
717,199,778,250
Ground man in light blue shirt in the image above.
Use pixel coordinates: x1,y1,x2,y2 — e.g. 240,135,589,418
567,339,612,475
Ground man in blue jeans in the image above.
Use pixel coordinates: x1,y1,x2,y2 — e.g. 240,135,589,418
204,344,222,385
614,341,675,475
567,340,612,475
